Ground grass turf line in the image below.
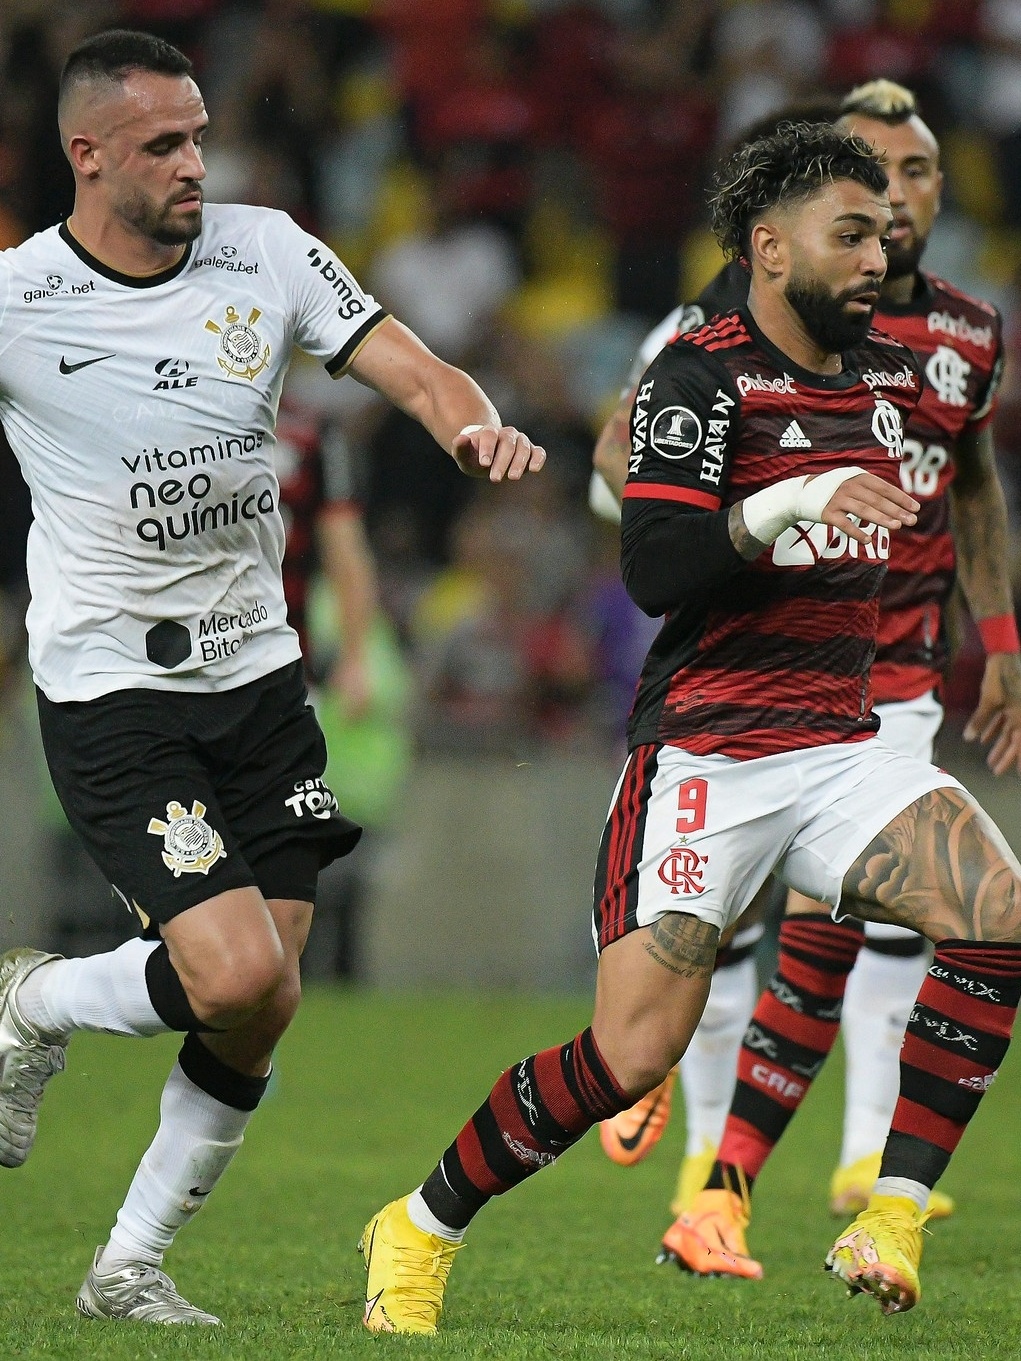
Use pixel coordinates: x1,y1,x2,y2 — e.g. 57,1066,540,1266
1,986,1019,1359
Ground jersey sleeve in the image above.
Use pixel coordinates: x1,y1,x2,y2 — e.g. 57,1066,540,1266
969,311,1005,428
265,213,388,376
623,340,739,511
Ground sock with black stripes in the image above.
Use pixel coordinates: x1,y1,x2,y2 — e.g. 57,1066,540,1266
837,931,930,1168
15,938,170,1040
706,914,864,1191
874,940,1021,1208
100,1033,269,1270
413,1028,630,1235
679,927,761,1156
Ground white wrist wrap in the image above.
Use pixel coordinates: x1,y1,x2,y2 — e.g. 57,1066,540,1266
742,465,868,544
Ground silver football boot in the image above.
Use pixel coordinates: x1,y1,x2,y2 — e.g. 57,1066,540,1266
77,1248,222,1325
0,948,67,1167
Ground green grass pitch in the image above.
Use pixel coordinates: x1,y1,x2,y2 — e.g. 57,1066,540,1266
2,986,1020,1360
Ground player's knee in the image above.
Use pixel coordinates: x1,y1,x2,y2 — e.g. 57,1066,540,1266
606,1031,683,1099
189,938,288,1027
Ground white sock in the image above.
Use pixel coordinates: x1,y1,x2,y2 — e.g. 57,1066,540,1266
16,939,169,1040
679,953,757,1154
873,1176,929,1213
99,1062,252,1270
406,1188,465,1243
838,940,931,1168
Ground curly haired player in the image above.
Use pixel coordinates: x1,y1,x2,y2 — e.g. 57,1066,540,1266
359,120,1021,1330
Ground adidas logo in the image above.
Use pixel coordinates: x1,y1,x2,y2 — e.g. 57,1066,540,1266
779,419,811,449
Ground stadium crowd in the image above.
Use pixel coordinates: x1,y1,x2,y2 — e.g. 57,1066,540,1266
3,0,1021,741
1,0,1021,957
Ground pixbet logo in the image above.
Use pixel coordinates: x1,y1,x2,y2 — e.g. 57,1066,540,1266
284,778,339,820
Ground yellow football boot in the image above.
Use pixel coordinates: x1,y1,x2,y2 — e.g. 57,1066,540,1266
670,1139,717,1217
829,1152,954,1219
658,1174,763,1280
358,1196,461,1334
826,1194,930,1315
599,1070,675,1167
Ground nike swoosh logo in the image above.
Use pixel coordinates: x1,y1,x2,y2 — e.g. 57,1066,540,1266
58,353,116,374
616,1090,667,1152
188,1186,210,1197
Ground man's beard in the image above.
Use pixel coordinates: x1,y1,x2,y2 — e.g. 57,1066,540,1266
784,273,877,353
118,188,203,246
883,231,926,282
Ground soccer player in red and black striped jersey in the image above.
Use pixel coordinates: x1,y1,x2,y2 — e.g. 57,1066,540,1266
596,80,1021,1268
359,122,1021,1332
659,81,1021,1287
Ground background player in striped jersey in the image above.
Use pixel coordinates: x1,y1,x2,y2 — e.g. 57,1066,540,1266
359,122,1021,1331
593,82,1021,1268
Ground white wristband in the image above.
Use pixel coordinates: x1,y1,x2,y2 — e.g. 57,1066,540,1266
457,424,485,438
742,465,868,545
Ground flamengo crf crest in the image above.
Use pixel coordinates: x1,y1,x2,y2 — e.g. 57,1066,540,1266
147,800,226,877
205,305,270,380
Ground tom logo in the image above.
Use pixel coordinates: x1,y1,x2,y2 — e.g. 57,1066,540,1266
205,305,270,381
147,800,227,877
657,845,708,895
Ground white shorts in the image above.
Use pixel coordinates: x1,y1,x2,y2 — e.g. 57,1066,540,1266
874,690,943,763
592,736,960,949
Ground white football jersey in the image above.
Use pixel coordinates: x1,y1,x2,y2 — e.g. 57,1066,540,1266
0,204,387,701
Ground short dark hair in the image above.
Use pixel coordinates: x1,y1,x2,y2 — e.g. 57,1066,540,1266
709,121,889,262
840,79,918,126
59,28,193,105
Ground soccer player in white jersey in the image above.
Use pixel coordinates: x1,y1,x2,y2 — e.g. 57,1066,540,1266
0,29,544,1325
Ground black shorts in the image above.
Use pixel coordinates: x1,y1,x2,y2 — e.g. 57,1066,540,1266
37,661,361,932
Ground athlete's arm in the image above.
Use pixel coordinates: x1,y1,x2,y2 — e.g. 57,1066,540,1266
623,472,919,617
950,421,1021,774
349,317,545,482
592,387,635,504
318,506,377,719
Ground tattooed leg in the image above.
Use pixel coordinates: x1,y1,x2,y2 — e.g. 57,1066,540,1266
841,787,1021,943
840,787,1021,1198
592,912,720,1098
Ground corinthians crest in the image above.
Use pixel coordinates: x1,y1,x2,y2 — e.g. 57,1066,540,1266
147,800,227,877
205,304,270,380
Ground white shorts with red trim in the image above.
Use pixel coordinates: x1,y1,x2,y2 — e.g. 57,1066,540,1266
592,735,960,951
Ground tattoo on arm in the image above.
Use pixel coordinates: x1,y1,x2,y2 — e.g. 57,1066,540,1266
842,787,1021,943
643,913,720,978
729,502,768,561
950,424,1014,618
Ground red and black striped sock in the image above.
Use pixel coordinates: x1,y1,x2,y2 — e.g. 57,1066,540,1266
706,913,864,1191
879,940,1021,1188
420,1028,629,1231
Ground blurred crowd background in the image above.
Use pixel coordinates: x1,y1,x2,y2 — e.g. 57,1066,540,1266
2,0,1021,987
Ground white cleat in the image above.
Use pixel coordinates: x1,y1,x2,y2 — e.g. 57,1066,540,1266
0,948,67,1168
76,1247,221,1325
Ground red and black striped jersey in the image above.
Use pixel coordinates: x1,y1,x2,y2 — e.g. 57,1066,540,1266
622,307,921,759
274,401,364,660
870,274,1003,701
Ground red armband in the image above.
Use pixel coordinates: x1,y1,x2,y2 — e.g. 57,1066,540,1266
978,613,1021,654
